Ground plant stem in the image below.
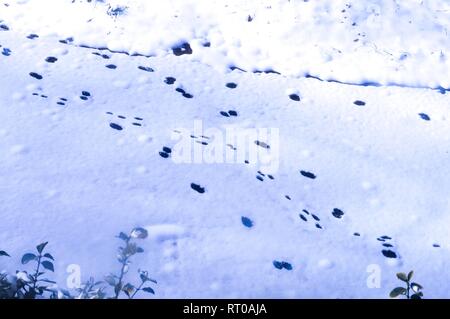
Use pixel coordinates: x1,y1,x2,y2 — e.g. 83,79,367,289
130,281,145,299
114,238,130,299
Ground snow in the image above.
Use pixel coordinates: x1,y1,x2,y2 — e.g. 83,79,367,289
2,0,450,88
0,0,450,298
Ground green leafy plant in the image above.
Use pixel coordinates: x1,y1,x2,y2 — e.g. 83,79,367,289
0,227,156,299
390,271,424,299
105,227,157,299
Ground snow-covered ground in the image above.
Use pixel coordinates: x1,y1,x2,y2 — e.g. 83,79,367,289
1,0,450,298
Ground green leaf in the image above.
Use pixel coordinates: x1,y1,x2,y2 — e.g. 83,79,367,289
407,271,414,281
43,253,54,261
21,253,37,264
130,227,148,239
122,283,135,297
390,287,407,298
42,261,54,272
396,272,408,282
117,232,129,241
142,287,155,294
0,250,10,257
36,242,48,254
104,275,116,286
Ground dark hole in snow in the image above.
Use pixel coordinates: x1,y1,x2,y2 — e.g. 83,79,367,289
57,102,65,106
163,146,171,153
285,195,291,200
315,223,322,229
105,64,117,69
80,96,88,101
289,94,300,101
2,48,11,56
241,216,253,228
332,208,344,219
273,261,283,270
299,214,307,222
256,175,264,181
29,72,43,80
268,174,274,180
109,123,123,131
226,82,238,89
311,214,320,221
138,66,154,72
0,24,9,31
281,262,293,270
134,117,143,121
353,232,361,236
118,115,126,119
382,243,393,247
300,170,316,179
165,77,176,85
172,43,192,56
159,152,169,158
132,123,141,126
419,113,430,121
176,87,185,94
380,235,392,240
353,100,366,106
220,111,229,117
27,34,39,39
228,110,238,116
81,91,91,97
45,56,58,63
191,183,205,194
433,244,440,248
382,250,397,258
255,140,270,149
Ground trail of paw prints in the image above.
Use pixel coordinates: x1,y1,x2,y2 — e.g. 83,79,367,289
106,112,145,131
298,209,323,230
30,89,92,107
377,235,400,260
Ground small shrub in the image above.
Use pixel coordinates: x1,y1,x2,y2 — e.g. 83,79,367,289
390,271,424,299
0,227,156,299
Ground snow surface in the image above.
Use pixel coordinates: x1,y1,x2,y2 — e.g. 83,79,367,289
1,0,450,298
2,0,450,88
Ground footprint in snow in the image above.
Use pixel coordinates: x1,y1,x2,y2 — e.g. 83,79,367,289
175,87,193,99
191,183,205,194
172,42,192,56
45,56,58,63
331,208,344,219
273,261,293,270
256,171,274,182
159,146,172,159
225,82,238,89
300,170,316,179
418,113,430,121
164,77,176,85
241,216,253,228
79,90,91,101
2,48,11,56
220,110,238,117
106,112,144,129
353,100,366,106
289,93,300,101
29,72,43,80
138,66,154,72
